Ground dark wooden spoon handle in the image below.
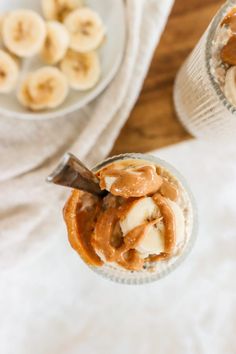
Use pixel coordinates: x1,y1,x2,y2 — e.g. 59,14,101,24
46,153,107,197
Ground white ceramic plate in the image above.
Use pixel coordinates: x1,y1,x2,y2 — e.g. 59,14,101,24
0,0,126,120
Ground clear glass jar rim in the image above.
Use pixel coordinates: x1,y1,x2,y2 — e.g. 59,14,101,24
206,0,236,115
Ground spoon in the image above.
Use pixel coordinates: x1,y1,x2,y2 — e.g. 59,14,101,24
46,152,107,197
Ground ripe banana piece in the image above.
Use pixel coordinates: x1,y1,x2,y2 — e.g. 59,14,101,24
120,197,165,256
136,222,165,257
60,49,101,90
42,0,83,22
0,49,19,93
17,66,69,110
41,21,70,64
120,198,159,235
119,196,185,256
2,10,46,58
64,7,105,52
224,66,236,106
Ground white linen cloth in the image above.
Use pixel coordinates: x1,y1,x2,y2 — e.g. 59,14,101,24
1,139,236,354
4,1,235,353
0,0,174,269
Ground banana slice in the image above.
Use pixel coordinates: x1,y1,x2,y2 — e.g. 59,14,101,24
120,198,159,235
41,21,70,64
119,197,164,256
119,196,185,257
2,10,46,58
64,7,105,52
224,66,236,106
42,0,83,22
136,222,165,257
60,49,100,90
17,67,69,110
0,50,19,93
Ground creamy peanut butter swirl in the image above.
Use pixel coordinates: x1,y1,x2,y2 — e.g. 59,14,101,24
92,202,164,270
63,159,183,271
99,165,163,198
220,35,236,66
221,8,236,32
220,8,236,65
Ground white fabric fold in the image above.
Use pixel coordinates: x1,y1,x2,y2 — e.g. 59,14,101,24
0,0,174,269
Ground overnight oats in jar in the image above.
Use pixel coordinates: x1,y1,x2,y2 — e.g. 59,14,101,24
174,0,236,139
63,153,196,284
210,6,236,105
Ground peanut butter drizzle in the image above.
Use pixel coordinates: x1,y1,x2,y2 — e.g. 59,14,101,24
220,35,236,65
119,222,151,252
63,190,103,266
160,180,178,201
117,249,144,271
92,208,120,262
92,203,153,270
99,165,163,198
147,252,170,262
221,8,236,32
64,191,177,270
152,193,176,255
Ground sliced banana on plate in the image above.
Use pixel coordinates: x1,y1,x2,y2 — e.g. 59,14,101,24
2,9,46,58
41,21,70,65
18,66,69,110
224,66,236,106
0,2,106,111
60,49,101,90
64,7,105,53
42,0,83,22
0,49,19,93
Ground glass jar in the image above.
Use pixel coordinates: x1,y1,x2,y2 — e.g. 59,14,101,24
174,1,236,139
89,153,197,285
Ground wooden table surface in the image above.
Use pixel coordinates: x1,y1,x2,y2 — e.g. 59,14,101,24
111,0,224,155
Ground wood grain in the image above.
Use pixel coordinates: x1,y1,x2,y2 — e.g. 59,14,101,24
111,0,224,155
